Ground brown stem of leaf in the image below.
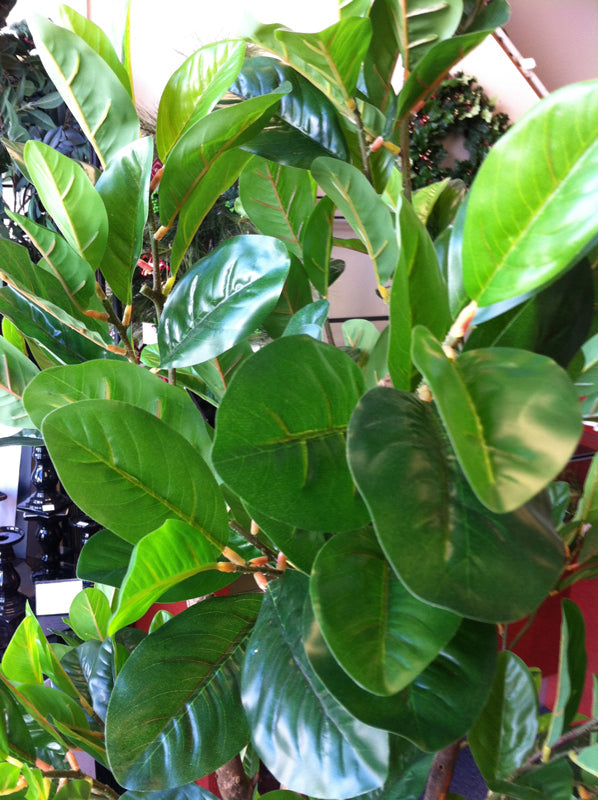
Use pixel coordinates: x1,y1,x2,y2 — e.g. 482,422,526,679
215,754,255,800
422,741,461,800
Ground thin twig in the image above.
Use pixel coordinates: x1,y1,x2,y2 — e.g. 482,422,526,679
229,520,278,561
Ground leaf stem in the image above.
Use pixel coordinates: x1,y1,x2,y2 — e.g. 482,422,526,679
229,519,278,561
96,284,137,363
43,770,120,800
352,102,373,184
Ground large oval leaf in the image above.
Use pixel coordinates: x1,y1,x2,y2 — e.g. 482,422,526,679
24,141,108,268
347,387,565,621
463,80,598,306
411,326,582,513
304,602,496,752
310,527,460,696
239,157,315,258
28,14,139,168
96,136,153,304
106,595,262,790
42,399,228,546
468,651,538,782
0,335,39,428
242,572,389,799
212,336,368,532
396,0,463,72
311,157,399,293
23,360,212,459
158,235,290,369
231,57,349,167
157,40,246,161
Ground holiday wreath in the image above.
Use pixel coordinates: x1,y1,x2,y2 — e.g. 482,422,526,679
409,72,511,189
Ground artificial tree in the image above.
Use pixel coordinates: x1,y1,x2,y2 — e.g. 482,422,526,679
1,2,598,800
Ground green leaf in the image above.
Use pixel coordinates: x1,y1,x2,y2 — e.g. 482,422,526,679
41,399,229,546
304,600,496,751
106,595,262,790
54,779,91,800
283,300,329,340
310,527,460,695
212,336,368,533
411,327,582,513
396,0,463,72
362,0,399,112
157,40,246,160
463,80,598,306
239,156,315,258
353,736,434,800
261,254,313,339
24,141,108,268
159,89,289,271
488,760,573,800
58,5,132,97
68,588,111,641
242,572,389,799
469,651,538,782
302,196,335,296
23,359,213,459
311,157,399,293
347,387,565,621
231,57,350,167
395,2,509,121
6,211,100,311
96,136,153,304
2,613,44,684
76,530,133,587
108,519,222,634
158,235,290,369
545,599,587,749
575,452,598,526
28,14,139,167
122,786,220,800
0,335,39,428
252,18,372,116
571,743,598,778
389,197,450,390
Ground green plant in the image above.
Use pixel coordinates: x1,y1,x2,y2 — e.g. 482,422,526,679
1,2,598,800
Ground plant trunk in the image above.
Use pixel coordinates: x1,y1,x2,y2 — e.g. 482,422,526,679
215,755,254,800
422,741,461,800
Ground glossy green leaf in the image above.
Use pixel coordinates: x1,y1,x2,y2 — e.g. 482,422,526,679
96,136,153,303
42,399,229,546
302,196,335,296
397,0,463,72
122,786,220,800
347,387,565,621
239,157,315,258
312,157,399,292
2,614,44,685
545,599,586,748
311,527,460,695
106,595,262,790
62,638,114,723
283,300,329,339
23,359,212,459
76,530,133,587
0,680,35,761
0,287,121,365
261,254,313,339
6,211,100,311
158,235,290,368
16,684,89,732
0,335,39,428
58,5,132,96
231,57,350,167
0,763,21,793
212,336,368,532
463,80,598,307
469,651,538,781
0,239,110,344
389,197,450,390
361,0,399,112
252,18,372,116
396,1,509,121
571,743,598,778
353,736,434,800
157,40,246,160
68,588,111,641
28,14,139,167
575,452,598,526
24,141,108,268
159,89,288,271
343,319,381,370
55,779,92,800
488,760,573,800
304,601,496,751
109,520,222,634
412,327,582,513
242,572,389,798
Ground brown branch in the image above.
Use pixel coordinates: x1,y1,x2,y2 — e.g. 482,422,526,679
422,741,461,800
215,754,255,800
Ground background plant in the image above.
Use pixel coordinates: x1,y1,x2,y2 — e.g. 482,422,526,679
0,2,597,800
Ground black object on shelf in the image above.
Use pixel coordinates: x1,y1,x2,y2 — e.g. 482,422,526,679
0,526,28,653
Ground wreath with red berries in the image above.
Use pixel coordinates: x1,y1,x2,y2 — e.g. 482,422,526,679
409,72,510,190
